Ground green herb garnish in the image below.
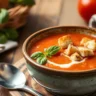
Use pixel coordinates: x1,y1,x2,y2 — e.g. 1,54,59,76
0,9,9,24
30,46,60,65
44,46,60,57
37,56,47,65
31,51,47,65
31,51,44,59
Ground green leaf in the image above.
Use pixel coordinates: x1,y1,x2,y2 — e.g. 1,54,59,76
0,33,8,44
45,46,60,57
30,51,44,59
37,56,47,65
30,46,60,65
19,0,35,6
4,28,18,40
0,9,9,24
10,0,35,6
9,0,17,3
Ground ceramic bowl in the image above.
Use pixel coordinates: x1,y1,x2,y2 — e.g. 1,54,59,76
22,26,96,95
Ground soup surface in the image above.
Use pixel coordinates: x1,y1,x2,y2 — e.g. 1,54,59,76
28,33,96,71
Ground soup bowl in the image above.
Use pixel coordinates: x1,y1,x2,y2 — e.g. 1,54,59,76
22,26,96,95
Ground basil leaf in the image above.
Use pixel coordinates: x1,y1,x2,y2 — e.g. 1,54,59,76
0,9,9,24
31,52,44,59
45,46,60,57
30,46,60,65
0,33,8,44
37,56,47,65
4,28,18,40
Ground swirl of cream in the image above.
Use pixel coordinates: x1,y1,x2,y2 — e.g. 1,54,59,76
47,54,86,68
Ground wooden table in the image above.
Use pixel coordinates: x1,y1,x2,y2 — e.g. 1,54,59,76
0,0,87,96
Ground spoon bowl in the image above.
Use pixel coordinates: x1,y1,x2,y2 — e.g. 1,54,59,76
0,63,43,96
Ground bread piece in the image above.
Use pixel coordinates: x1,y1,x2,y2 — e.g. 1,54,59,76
80,37,91,46
64,44,79,56
84,40,96,51
78,47,94,57
58,35,73,49
70,52,83,61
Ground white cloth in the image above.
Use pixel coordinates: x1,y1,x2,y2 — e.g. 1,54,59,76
0,41,18,54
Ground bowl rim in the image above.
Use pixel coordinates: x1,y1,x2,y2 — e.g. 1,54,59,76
22,25,96,74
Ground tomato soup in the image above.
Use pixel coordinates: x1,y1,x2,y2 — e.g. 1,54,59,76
28,33,96,71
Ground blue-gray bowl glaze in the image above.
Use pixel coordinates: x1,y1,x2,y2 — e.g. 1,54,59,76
23,26,96,95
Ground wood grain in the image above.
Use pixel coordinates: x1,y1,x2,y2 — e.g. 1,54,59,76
58,0,86,26
0,87,11,96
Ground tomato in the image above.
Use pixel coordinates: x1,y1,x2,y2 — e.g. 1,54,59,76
78,0,96,22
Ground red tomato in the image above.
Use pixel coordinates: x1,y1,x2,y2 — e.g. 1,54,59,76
78,0,96,22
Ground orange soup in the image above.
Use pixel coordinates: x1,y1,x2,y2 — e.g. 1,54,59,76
28,33,96,71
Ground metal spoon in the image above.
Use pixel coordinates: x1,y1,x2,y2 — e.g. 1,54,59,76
0,63,43,96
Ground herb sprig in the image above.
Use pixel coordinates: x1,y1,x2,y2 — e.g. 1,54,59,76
30,46,60,65
44,46,60,57
0,28,18,44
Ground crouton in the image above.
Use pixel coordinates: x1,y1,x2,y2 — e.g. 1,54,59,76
58,35,73,49
64,44,79,56
84,40,96,51
80,37,91,46
70,52,83,61
78,47,94,57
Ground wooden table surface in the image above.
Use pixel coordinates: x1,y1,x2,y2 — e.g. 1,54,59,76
0,0,86,64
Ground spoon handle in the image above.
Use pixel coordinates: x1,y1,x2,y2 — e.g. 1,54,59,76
22,85,44,96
